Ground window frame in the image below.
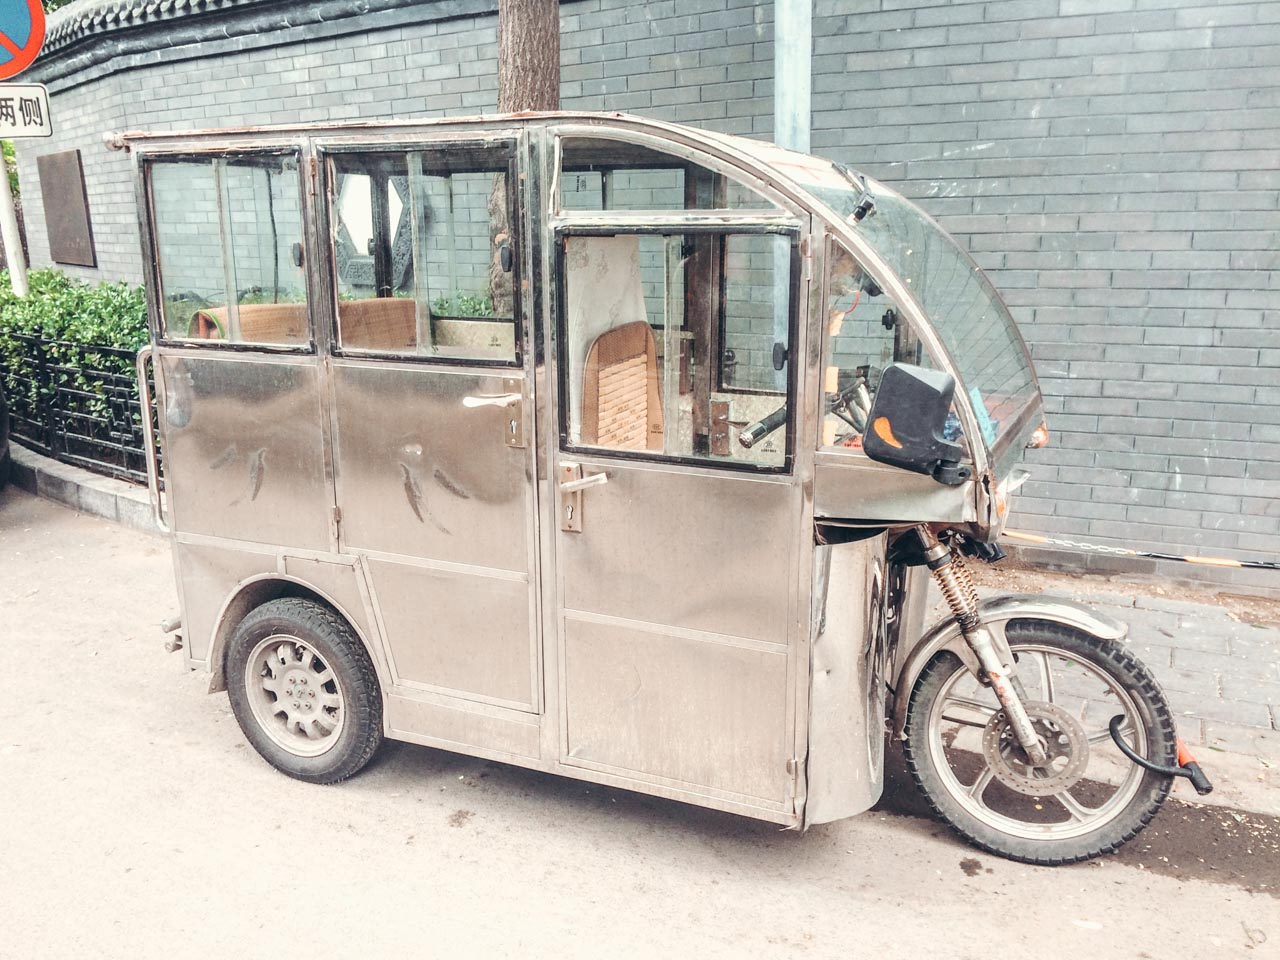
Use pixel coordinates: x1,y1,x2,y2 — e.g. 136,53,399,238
144,147,315,355
552,126,794,218
553,220,802,476
318,139,524,369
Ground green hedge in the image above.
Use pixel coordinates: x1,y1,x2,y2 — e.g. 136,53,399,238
0,268,148,353
0,268,150,428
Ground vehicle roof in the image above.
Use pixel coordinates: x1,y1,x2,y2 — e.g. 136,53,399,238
114,109,733,146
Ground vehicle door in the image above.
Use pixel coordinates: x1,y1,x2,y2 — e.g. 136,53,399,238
544,130,811,816
320,134,541,714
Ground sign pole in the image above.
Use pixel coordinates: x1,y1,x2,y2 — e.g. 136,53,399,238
0,155,27,296
0,0,50,297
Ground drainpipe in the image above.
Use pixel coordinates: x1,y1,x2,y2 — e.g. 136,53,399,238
773,0,811,388
774,0,812,156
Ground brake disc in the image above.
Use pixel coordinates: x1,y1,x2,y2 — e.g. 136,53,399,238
982,701,1090,796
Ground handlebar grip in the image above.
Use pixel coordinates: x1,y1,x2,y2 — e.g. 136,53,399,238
738,405,788,449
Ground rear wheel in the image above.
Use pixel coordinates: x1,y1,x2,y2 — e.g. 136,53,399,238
226,598,382,784
903,620,1175,865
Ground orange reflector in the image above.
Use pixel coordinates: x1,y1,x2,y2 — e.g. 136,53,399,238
872,416,903,449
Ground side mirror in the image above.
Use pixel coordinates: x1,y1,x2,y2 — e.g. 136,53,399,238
862,363,971,486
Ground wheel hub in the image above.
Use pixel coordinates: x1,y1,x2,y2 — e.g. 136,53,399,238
982,700,1089,796
247,636,344,757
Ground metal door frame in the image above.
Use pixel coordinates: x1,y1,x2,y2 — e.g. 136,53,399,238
309,128,548,719
531,122,821,819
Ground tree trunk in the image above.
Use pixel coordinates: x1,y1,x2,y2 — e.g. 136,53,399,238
497,0,560,113
490,0,560,318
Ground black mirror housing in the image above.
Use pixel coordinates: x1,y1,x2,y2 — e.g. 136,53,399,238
862,363,970,485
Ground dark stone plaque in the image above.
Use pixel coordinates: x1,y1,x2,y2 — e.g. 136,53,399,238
37,149,97,268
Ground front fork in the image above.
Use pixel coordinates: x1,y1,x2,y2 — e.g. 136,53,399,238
917,527,1050,766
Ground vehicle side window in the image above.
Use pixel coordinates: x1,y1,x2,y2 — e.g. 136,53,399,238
329,145,517,364
822,239,949,451
150,153,308,346
559,137,779,213
561,230,795,470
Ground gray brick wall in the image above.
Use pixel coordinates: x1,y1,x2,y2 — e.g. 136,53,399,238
12,0,1280,589
801,0,1279,594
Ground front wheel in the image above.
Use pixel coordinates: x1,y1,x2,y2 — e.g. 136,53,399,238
903,620,1175,865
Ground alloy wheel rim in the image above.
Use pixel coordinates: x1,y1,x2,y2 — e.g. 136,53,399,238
924,643,1149,843
244,635,345,757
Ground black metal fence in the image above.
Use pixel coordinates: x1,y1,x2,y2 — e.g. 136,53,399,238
2,334,151,484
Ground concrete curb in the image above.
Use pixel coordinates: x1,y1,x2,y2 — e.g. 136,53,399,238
8,442,160,536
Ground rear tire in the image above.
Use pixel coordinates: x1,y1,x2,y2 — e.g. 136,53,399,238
903,620,1175,865
226,598,383,784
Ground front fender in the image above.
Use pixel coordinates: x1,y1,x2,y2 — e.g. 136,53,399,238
889,594,1128,739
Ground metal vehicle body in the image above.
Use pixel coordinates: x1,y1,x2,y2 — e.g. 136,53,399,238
122,112,1192,862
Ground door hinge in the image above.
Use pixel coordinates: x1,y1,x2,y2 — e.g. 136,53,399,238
330,505,342,539
800,236,813,283
309,157,318,197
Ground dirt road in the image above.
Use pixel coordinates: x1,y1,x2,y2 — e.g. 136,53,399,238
1,487,1275,959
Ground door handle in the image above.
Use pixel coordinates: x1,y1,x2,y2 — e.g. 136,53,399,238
559,472,609,494
462,392,520,408
463,378,525,448
559,463,608,532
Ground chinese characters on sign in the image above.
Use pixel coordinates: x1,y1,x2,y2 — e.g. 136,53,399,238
0,82,51,137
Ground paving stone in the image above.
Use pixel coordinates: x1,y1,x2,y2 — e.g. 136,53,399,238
1178,614,1280,643
1219,676,1280,709
1228,632,1280,660
1122,617,1234,656
1125,639,1175,668
1173,647,1280,682
1202,722,1279,758
1147,665,1219,699
1180,698,1274,730
1134,595,1236,618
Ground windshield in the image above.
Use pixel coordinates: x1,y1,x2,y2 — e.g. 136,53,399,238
722,138,1040,447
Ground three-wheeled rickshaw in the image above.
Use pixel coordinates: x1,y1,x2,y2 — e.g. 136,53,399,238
117,112,1205,864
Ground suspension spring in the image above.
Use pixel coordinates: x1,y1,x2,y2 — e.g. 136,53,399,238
930,549,981,633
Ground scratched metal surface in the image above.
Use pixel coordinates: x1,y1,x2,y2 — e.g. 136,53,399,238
156,352,330,549
329,360,529,571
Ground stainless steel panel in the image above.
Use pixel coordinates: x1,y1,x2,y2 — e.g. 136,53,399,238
158,353,331,549
282,556,374,644
563,617,790,803
814,455,977,523
367,558,533,708
804,535,889,825
386,694,541,760
558,463,794,643
331,362,528,571
173,540,278,662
